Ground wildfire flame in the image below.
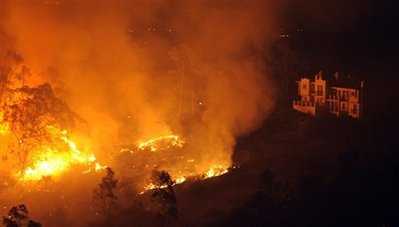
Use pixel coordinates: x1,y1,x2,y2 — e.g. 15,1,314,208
18,127,104,182
202,165,229,179
140,165,229,194
0,112,10,136
4,105,228,188
137,134,184,152
1,81,229,190
134,134,230,193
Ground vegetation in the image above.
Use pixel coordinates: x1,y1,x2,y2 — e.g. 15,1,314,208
93,167,119,212
150,170,178,225
2,204,41,227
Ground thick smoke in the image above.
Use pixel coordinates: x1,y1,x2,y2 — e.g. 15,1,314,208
2,0,279,225
5,0,277,170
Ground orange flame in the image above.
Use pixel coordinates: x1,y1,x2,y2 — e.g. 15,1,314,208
18,127,104,181
140,165,229,194
137,134,184,152
0,112,10,136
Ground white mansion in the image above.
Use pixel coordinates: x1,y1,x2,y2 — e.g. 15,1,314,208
293,72,363,119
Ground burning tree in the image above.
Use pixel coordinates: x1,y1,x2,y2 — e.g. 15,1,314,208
1,54,72,167
150,170,178,224
1,83,77,167
1,53,100,181
93,167,119,212
2,204,41,227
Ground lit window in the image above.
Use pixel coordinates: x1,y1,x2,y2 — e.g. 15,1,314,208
353,104,358,114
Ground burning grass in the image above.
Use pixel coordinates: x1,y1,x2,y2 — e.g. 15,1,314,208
0,81,104,183
18,127,101,182
137,135,185,152
0,82,229,190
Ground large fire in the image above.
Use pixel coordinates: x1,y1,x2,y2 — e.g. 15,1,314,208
1,89,228,188
19,127,101,182
1,110,102,182
0,82,107,183
0,85,228,189
0,0,277,225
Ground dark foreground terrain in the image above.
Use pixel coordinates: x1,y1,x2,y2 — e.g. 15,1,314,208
131,94,398,226
89,94,397,227
222,106,399,226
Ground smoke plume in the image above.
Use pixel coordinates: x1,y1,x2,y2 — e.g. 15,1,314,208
1,0,279,225
5,0,277,171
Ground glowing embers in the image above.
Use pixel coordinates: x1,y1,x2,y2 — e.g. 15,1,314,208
0,112,10,136
22,149,75,181
202,165,229,179
19,127,102,182
143,175,187,192
137,135,185,152
140,165,229,194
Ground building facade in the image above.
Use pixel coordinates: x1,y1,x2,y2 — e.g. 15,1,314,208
293,72,363,119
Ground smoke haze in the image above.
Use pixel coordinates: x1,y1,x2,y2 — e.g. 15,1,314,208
1,0,280,225
5,0,277,171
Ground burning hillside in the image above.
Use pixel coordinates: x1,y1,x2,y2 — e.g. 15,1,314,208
0,67,102,182
0,57,231,192
1,0,277,225
0,62,228,188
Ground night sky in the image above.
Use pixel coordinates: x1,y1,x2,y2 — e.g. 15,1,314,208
282,0,398,120
285,0,397,70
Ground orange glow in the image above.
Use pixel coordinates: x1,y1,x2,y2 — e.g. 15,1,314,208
18,126,102,182
140,165,229,194
95,162,107,172
137,135,185,152
22,152,72,181
0,112,10,136
202,165,229,179
175,176,186,184
1,5,277,226
134,135,230,193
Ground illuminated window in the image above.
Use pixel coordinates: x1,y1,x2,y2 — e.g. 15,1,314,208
352,104,358,114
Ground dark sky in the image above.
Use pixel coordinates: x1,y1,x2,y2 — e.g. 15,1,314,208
283,0,397,78
284,0,397,70
281,0,398,119
285,0,397,41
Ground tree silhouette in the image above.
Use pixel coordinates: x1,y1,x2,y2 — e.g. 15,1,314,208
2,204,41,227
93,167,118,212
150,170,178,224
